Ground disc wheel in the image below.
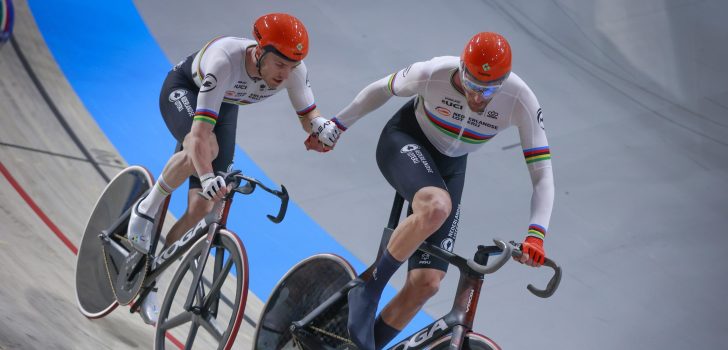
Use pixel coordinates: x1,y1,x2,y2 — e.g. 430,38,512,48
75,165,152,318
253,254,356,350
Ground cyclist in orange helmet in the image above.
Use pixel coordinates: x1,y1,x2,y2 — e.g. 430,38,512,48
126,13,339,325
320,32,554,350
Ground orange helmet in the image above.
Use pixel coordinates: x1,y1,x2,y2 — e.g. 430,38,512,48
461,32,511,81
253,13,309,61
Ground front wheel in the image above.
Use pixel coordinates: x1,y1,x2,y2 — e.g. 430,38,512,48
154,229,249,350
253,254,356,350
429,332,500,350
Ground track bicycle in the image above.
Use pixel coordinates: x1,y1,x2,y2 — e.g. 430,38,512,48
253,192,560,350
75,166,288,349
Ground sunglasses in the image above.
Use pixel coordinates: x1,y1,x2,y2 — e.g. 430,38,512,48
460,65,509,98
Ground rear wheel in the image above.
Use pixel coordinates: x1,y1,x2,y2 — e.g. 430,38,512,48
75,165,152,318
154,229,248,350
429,332,500,350
253,254,356,350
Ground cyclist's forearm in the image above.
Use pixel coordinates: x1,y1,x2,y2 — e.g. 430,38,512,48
188,123,216,177
528,166,554,239
299,108,322,133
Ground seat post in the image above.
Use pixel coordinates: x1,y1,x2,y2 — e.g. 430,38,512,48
376,192,405,263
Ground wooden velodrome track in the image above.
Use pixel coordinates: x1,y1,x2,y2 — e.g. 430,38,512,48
0,1,261,348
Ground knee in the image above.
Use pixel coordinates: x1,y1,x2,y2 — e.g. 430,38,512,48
413,188,452,233
406,270,443,302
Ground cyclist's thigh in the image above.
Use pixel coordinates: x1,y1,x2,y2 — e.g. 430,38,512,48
409,167,466,272
159,69,197,143
376,100,447,202
188,103,239,189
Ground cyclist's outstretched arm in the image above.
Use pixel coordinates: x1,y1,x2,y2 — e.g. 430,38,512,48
514,82,555,266
333,60,432,130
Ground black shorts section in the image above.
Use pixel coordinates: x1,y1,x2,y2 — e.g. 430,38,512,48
158,56,239,189
375,99,467,272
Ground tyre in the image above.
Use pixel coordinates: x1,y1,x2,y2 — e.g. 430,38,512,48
428,331,500,350
154,229,249,350
75,166,153,318
253,254,356,350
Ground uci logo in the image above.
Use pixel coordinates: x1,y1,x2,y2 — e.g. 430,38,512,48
400,144,420,153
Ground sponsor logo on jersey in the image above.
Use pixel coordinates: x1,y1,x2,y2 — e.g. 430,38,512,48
234,81,247,90
435,106,451,117
401,144,420,153
452,112,465,121
442,97,463,110
401,65,412,78
486,110,499,119
467,118,498,130
537,108,545,130
200,73,218,92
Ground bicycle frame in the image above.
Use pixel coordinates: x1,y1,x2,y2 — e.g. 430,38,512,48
99,170,288,314
291,192,559,350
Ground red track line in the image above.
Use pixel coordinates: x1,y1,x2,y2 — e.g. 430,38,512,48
0,160,184,349
0,161,78,255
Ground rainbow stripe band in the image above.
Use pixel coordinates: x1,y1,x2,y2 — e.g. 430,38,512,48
331,117,347,131
154,182,170,196
524,146,551,164
423,106,495,144
193,109,219,126
296,103,317,116
387,73,397,96
527,224,546,240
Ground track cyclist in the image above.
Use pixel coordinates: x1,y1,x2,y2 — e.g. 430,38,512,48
311,32,556,350
126,13,338,325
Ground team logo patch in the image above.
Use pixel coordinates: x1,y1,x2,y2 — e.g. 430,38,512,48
400,144,420,153
200,73,218,92
435,106,451,117
168,89,187,102
537,108,545,130
441,238,454,252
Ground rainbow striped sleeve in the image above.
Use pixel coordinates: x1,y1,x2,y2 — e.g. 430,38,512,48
523,146,551,164
527,224,546,240
296,103,317,116
193,109,219,126
386,73,397,96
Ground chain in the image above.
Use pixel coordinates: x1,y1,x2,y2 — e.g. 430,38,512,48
308,325,354,345
101,242,148,306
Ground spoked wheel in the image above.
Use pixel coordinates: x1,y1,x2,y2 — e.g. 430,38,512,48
429,332,501,350
75,165,153,318
253,254,357,350
155,229,249,350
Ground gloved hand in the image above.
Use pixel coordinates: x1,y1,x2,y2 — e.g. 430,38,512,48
304,134,331,152
517,236,546,267
310,116,343,148
198,173,227,201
